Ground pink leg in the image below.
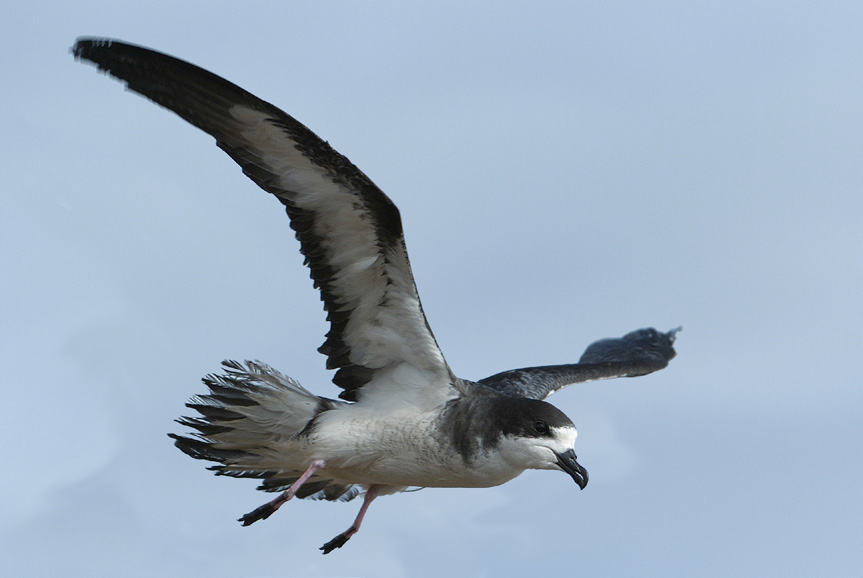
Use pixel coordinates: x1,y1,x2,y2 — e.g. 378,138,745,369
238,459,326,526
319,485,380,554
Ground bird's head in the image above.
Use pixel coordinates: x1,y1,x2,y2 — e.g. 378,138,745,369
492,398,588,489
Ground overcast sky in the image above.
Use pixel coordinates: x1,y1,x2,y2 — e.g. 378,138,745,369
2,2,861,576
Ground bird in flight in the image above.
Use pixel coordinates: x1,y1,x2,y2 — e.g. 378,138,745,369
73,38,679,554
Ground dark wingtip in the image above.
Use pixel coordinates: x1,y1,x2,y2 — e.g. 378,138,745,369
579,325,681,370
71,37,110,61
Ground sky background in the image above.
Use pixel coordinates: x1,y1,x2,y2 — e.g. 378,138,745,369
2,2,861,576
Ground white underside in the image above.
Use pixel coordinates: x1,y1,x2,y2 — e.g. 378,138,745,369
243,402,524,489
307,404,527,488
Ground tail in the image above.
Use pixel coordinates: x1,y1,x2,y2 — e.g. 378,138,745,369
169,360,359,501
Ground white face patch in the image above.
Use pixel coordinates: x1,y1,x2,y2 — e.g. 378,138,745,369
496,424,579,472
554,425,578,449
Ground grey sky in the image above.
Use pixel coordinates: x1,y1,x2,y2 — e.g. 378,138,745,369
2,2,861,576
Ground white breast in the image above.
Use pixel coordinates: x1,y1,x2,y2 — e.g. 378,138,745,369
307,405,526,489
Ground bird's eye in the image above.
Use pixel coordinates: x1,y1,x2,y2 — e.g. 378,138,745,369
533,421,549,434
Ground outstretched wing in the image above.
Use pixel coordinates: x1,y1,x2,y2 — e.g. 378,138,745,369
74,38,455,406
478,327,680,400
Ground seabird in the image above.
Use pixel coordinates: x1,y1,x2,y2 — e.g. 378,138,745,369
73,38,679,554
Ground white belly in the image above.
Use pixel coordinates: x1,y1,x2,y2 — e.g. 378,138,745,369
306,405,525,489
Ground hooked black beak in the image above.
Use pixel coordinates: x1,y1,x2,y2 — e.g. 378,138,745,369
555,449,588,489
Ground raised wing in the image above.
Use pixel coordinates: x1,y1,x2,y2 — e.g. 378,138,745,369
73,38,455,406
478,327,680,400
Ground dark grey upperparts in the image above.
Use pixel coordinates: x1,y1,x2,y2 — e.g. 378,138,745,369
439,394,574,463
477,326,680,400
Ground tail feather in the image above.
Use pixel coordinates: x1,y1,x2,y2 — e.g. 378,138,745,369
170,360,358,501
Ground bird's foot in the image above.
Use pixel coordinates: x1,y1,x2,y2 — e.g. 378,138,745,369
319,525,357,554
238,494,288,526
237,460,327,527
